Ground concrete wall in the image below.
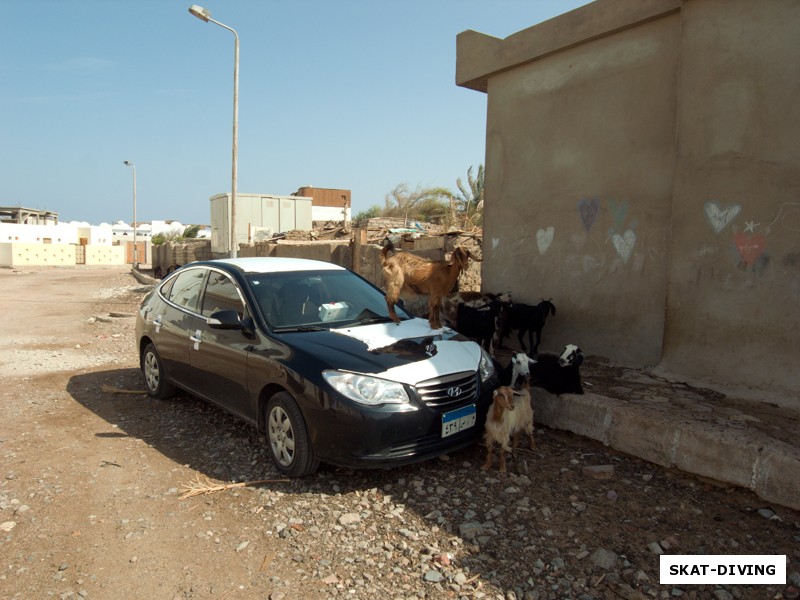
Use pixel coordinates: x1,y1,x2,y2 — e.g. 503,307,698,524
663,0,800,394
0,243,77,266
456,0,800,402
85,245,125,266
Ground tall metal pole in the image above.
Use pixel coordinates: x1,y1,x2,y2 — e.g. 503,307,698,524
188,6,239,258
123,160,137,267
231,28,239,258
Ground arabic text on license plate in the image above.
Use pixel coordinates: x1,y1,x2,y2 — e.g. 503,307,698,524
441,404,476,438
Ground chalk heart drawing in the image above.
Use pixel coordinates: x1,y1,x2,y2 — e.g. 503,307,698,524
536,227,554,255
577,198,599,232
704,201,741,234
734,232,766,266
612,229,637,263
610,199,629,231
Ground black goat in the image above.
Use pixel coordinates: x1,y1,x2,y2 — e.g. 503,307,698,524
455,300,503,355
530,344,584,395
498,299,556,356
441,291,512,329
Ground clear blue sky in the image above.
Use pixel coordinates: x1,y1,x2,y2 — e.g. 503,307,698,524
1,0,591,226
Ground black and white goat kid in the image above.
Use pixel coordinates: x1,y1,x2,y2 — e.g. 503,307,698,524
529,344,584,395
495,351,535,388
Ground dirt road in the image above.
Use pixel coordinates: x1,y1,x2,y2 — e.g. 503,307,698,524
0,266,798,600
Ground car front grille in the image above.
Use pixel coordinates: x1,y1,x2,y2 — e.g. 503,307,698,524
416,371,479,409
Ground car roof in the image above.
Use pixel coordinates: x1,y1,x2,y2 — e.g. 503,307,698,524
207,257,347,274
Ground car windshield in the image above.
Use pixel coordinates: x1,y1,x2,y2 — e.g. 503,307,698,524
247,269,409,330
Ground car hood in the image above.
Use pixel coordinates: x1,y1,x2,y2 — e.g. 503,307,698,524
284,318,483,386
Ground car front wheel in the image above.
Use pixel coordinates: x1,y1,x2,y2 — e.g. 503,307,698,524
266,392,319,477
141,343,176,399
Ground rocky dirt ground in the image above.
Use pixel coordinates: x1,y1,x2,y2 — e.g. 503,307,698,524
0,266,798,600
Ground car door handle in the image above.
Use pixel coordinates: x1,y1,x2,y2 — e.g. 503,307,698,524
190,329,203,350
153,315,162,334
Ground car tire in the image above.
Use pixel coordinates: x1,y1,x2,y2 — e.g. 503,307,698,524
266,392,319,477
141,343,176,400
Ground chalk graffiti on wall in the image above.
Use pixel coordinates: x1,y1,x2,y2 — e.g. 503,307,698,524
492,196,656,285
536,226,554,255
577,198,599,231
734,232,767,268
704,201,741,234
612,230,637,263
606,199,638,264
699,200,800,276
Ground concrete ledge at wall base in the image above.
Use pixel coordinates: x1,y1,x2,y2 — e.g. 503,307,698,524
131,267,160,286
534,390,800,512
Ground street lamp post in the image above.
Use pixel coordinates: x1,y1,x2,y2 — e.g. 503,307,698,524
123,160,138,267
188,4,239,258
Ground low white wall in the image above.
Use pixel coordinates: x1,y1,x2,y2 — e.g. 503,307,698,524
85,245,125,265
0,243,76,266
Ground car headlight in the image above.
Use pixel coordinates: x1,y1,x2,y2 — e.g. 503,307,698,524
479,347,495,382
323,370,410,405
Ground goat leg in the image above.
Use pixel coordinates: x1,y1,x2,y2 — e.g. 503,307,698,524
383,277,403,325
428,296,443,329
532,329,542,355
517,330,527,354
482,443,494,470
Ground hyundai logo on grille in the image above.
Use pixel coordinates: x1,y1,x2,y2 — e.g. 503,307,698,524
447,386,462,398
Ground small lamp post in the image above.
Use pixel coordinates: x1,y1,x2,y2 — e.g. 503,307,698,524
123,160,137,267
188,4,239,258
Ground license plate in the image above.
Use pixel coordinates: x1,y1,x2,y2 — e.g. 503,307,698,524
441,404,477,438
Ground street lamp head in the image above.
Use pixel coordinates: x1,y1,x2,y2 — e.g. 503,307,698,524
123,160,133,167
188,5,211,22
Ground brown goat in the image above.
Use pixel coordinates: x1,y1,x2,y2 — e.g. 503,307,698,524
380,241,472,330
482,385,535,473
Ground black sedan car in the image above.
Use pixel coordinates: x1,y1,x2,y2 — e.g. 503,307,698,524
135,257,497,476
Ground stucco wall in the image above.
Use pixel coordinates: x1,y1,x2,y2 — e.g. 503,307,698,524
0,243,76,266
663,0,800,392
479,11,680,365
457,0,800,401
84,245,125,266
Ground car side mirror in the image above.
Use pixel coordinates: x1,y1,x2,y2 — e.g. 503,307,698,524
207,309,243,330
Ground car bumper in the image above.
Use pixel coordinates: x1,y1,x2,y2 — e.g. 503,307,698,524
302,384,495,469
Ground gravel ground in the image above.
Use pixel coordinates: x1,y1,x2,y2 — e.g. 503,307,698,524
0,267,798,600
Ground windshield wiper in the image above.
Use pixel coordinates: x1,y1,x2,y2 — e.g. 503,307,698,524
271,325,326,333
354,315,396,325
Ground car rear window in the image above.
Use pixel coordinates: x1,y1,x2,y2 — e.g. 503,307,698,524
166,268,206,312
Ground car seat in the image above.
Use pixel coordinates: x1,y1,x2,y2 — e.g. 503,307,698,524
278,281,320,325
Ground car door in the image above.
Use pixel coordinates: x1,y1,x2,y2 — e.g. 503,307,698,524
186,269,252,421
155,266,208,389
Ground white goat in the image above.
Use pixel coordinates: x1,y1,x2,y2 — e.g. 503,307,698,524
482,385,535,473
497,351,536,388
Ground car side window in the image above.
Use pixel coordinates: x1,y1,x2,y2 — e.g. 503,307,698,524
201,271,245,318
167,268,206,313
